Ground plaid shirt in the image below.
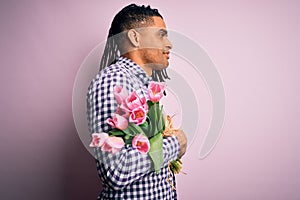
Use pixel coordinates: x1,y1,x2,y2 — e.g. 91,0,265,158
86,56,180,199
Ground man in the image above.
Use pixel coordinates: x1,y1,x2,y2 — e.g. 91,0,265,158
87,4,187,199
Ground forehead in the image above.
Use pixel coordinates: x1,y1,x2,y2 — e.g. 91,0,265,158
138,16,167,33
150,16,166,28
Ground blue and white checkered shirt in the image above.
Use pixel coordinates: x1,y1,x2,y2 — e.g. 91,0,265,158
87,56,180,199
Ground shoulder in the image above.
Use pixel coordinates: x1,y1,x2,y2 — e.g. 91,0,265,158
87,62,134,96
100,61,135,85
102,61,130,75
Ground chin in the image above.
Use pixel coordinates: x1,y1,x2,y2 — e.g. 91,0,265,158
159,58,170,68
154,63,168,71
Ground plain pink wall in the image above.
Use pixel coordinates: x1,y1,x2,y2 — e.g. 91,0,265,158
1,1,299,199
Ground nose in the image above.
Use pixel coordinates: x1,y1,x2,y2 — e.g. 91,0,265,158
166,37,173,50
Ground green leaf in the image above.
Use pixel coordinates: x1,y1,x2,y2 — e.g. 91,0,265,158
128,122,145,135
122,123,136,136
140,118,150,133
125,137,133,145
140,120,148,128
156,106,164,133
146,104,157,138
147,117,153,138
109,130,125,136
147,100,154,108
148,133,163,174
124,134,131,140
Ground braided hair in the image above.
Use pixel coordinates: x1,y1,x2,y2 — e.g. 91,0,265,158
99,4,170,82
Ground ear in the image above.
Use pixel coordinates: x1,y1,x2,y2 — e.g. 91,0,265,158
127,29,140,47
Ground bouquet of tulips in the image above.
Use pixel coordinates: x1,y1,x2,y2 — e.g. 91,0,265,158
90,81,182,174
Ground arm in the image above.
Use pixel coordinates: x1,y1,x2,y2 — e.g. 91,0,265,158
86,70,180,190
93,136,179,190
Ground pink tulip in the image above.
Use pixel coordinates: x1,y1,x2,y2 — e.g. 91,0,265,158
114,85,128,105
101,136,125,154
148,81,166,102
129,106,147,125
132,134,150,154
123,91,148,111
107,114,128,130
89,132,109,147
115,107,130,119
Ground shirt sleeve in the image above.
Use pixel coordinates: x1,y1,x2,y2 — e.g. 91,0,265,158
86,69,180,190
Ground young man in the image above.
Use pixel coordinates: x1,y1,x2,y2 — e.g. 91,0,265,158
87,4,187,199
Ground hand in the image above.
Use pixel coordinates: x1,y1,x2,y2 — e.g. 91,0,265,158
174,129,187,158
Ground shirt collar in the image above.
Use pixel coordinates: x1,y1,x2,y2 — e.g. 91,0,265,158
117,56,152,85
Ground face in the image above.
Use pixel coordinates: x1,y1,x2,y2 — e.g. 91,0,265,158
137,16,173,70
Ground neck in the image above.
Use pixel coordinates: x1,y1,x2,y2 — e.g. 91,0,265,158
123,52,152,76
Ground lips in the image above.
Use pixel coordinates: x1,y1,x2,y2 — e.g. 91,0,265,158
163,51,170,59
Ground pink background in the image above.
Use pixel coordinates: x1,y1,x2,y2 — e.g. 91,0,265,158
1,0,299,199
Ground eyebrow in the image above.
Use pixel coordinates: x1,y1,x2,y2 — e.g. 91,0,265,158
159,29,168,35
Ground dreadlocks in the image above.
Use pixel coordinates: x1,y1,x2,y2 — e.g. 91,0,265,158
99,3,170,82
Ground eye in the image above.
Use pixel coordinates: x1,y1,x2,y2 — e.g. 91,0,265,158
159,30,168,38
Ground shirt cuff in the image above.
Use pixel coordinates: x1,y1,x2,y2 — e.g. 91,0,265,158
163,135,180,164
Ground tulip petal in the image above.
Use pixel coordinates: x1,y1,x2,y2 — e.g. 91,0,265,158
132,134,150,154
89,133,109,147
148,81,166,102
129,107,147,125
102,136,125,154
114,85,128,105
107,114,129,130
